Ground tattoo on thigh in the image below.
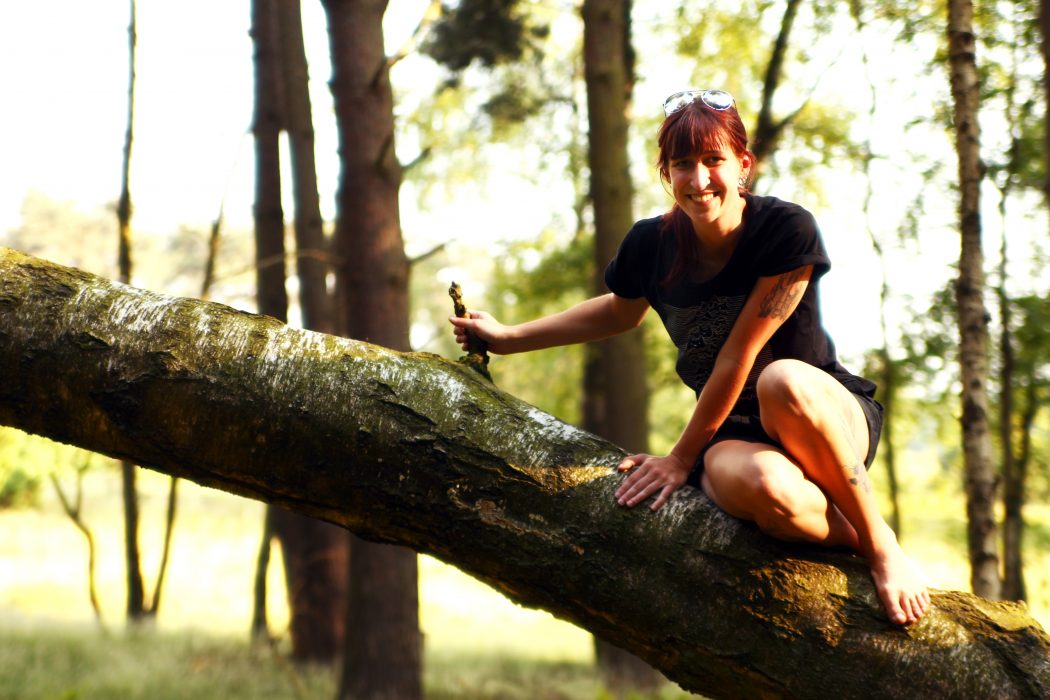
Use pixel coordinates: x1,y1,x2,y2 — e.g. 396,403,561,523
759,268,806,320
846,463,873,495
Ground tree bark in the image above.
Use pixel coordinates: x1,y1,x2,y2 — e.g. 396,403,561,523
253,0,350,664
1040,0,1050,206
276,0,332,335
581,0,658,691
116,0,147,624
322,0,421,697
250,0,288,647
750,0,802,185
2,248,1049,700
947,0,1001,600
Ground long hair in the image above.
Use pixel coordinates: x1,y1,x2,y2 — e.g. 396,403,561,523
656,100,754,285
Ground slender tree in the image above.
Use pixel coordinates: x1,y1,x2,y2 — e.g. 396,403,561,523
850,1,903,536
749,0,804,188
947,0,1000,599
580,0,659,692
322,0,422,697
115,0,149,623
250,0,349,661
1040,0,1050,206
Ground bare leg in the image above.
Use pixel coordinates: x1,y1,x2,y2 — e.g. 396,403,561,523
755,360,930,625
701,441,859,549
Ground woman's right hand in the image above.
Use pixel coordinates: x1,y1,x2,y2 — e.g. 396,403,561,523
448,311,513,354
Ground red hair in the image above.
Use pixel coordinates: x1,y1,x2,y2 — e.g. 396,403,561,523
656,100,754,285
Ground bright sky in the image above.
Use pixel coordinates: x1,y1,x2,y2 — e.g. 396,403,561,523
1,1,1043,364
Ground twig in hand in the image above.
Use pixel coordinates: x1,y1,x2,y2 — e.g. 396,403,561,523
448,281,492,381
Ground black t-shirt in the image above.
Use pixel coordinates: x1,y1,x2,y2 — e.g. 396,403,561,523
604,194,874,416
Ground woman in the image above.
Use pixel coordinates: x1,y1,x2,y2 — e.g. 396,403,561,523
449,89,930,625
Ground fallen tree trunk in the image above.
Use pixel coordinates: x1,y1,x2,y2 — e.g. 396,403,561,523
2,247,1048,699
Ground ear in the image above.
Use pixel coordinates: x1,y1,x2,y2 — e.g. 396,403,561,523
738,151,755,188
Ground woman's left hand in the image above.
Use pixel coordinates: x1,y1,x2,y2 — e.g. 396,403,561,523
614,453,692,511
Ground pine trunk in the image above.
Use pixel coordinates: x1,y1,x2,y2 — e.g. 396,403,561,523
322,0,422,696
254,0,350,664
581,0,658,691
117,0,147,624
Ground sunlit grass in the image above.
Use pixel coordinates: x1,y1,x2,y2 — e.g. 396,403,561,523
0,460,698,698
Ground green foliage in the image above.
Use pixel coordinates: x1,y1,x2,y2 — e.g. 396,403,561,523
485,232,590,423
422,0,550,72
0,464,40,509
0,429,46,509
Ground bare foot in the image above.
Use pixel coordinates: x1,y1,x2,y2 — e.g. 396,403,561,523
867,533,932,625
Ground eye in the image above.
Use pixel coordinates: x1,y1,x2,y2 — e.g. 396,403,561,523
671,157,694,170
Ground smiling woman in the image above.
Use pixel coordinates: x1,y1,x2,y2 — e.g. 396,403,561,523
453,88,932,626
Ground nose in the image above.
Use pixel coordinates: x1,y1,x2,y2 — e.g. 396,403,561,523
690,164,710,190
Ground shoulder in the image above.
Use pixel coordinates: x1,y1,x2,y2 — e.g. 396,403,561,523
625,214,665,241
615,215,666,259
605,215,667,299
743,195,829,277
745,194,818,233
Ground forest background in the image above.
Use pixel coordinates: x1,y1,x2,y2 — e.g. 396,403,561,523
0,0,1048,698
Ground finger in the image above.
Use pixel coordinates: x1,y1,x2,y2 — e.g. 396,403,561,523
650,484,675,511
616,457,636,472
620,475,658,507
615,465,651,499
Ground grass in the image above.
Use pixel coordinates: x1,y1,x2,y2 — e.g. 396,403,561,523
1,432,1048,699
0,460,697,699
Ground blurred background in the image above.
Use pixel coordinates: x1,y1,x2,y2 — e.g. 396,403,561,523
0,0,1047,698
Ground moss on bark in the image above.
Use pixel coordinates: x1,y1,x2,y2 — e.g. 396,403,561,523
2,247,1049,699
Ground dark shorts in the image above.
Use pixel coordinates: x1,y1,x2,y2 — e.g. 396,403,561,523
686,390,885,488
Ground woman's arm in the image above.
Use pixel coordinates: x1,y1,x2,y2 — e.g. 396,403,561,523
450,293,650,355
616,265,814,510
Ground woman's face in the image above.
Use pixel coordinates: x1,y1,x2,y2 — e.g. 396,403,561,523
667,144,750,233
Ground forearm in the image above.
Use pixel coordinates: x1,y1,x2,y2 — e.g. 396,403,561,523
670,356,751,465
501,294,646,353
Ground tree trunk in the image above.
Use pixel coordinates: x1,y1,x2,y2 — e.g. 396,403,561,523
251,0,289,326
1003,380,1034,602
3,249,1049,700
117,0,147,624
998,199,1023,603
250,0,288,646
322,0,422,697
581,0,659,692
253,0,351,664
947,0,1001,600
750,0,802,185
277,0,332,335
851,3,902,537
1040,0,1050,206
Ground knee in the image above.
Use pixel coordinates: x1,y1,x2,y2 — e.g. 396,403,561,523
721,457,808,527
748,462,807,524
757,360,824,430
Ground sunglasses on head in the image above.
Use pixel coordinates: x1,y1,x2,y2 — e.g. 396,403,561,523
662,89,735,117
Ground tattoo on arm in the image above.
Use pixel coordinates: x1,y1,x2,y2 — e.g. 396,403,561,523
846,463,873,495
758,268,807,319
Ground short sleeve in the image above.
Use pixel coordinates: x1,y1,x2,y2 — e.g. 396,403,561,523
754,207,831,280
603,218,660,299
